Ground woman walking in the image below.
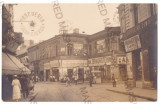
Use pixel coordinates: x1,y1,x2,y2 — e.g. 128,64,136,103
12,75,21,101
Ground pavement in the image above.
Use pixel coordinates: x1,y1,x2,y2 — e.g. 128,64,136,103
31,81,155,102
105,83,157,101
3,81,157,102
78,82,156,102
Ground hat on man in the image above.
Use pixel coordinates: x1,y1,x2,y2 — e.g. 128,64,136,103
14,75,17,78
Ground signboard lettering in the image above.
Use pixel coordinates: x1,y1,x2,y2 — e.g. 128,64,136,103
124,35,141,52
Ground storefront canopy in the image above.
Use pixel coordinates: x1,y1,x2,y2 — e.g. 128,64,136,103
2,52,31,75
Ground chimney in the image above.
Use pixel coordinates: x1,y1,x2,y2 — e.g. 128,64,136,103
73,28,79,34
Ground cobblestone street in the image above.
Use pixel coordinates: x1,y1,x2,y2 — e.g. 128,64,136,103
32,82,151,102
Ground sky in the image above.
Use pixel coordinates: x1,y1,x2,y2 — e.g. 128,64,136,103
13,3,120,43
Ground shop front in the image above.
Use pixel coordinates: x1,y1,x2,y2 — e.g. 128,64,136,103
44,63,51,81
61,60,88,82
123,15,157,88
89,56,114,83
50,60,60,81
89,55,127,83
124,33,154,88
117,56,127,81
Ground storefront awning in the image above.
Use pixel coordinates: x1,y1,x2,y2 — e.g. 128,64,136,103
2,52,31,75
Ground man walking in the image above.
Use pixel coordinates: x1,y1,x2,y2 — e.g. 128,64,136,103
112,74,116,87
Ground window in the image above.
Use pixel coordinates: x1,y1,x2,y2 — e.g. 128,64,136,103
73,43,83,56
138,4,151,23
109,36,119,51
96,39,105,53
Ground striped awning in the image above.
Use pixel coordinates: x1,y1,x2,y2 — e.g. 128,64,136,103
2,52,31,75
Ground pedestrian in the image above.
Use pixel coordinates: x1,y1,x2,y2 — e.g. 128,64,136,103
112,74,116,87
74,75,78,85
2,75,12,101
19,75,26,98
50,75,52,82
12,75,21,101
66,76,71,87
89,73,93,87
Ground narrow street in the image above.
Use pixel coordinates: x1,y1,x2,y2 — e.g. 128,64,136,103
32,82,150,102
33,82,82,101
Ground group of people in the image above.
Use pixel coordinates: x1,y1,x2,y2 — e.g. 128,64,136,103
64,73,94,87
2,74,34,101
64,75,78,86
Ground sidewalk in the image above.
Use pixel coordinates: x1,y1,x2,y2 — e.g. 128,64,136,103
105,83,157,101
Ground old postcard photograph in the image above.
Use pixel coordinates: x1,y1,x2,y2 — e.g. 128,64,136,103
1,0,158,103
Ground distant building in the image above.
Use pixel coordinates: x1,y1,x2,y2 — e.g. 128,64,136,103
28,33,89,82
27,27,125,83
88,27,126,83
118,4,157,88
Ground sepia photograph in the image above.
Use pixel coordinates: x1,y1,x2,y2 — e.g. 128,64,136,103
1,0,158,103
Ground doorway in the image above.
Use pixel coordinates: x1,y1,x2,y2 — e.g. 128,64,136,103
67,69,73,80
46,69,50,81
53,69,59,81
132,50,142,81
78,68,84,82
119,65,127,81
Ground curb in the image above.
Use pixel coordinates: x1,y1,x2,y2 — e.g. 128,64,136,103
106,89,157,101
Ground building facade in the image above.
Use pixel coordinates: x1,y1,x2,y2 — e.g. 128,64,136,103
88,27,126,83
28,33,89,82
28,27,126,83
118,4,157,88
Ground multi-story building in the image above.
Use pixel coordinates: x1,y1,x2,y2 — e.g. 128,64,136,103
28,31,89,81
2,4,30,101
28,27,126,83
88,27,126,83
2,4,29,75
118,4,157,88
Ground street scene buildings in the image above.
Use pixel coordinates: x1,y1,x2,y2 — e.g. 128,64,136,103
2,3,158,102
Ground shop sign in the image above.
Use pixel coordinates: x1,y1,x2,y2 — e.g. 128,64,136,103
124,35,141,52
124,16,154,38
50,60,60,67
117,57,126,64
105,56,112,65
44,63,51,70
89,56,112,66
62,60,87,67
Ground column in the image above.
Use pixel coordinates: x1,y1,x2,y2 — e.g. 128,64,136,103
141,49,150,81
126,52,133,79
44,69,46,81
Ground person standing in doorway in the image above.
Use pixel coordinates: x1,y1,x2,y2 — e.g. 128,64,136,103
112,74,116,87
12,75,21,101
74,75,78,85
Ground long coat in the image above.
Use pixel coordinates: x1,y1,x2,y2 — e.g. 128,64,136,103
12,79,21,100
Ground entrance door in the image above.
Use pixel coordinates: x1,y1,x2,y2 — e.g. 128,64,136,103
132,50,142,81
106,66,111,81
53,69,59,81
100,67,105,83
46,70,50,81
67,69,73,80
119,65,127,81
78,68,84,82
